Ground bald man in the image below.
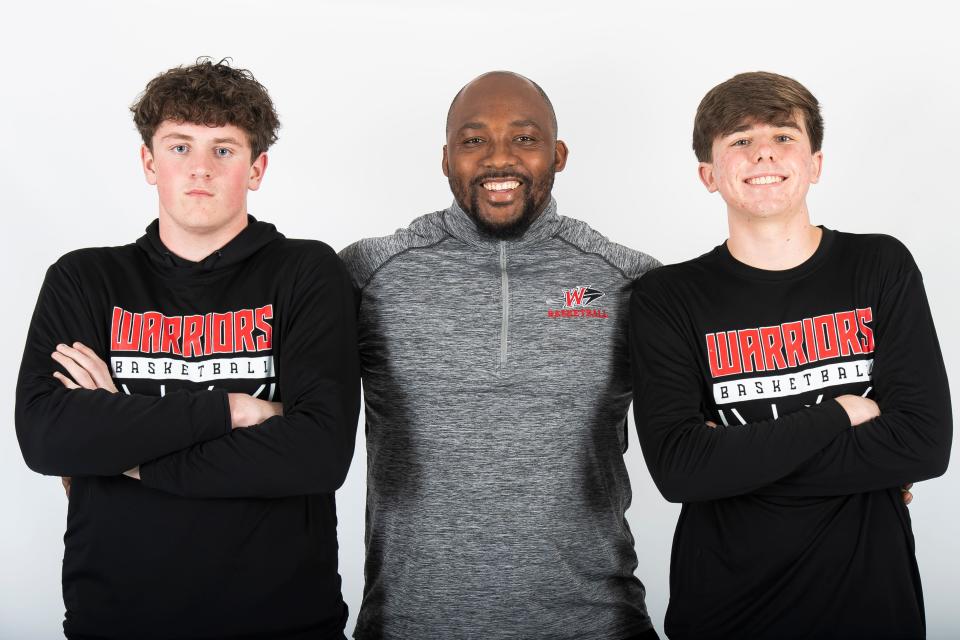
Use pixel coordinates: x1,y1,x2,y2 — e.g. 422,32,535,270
340,72,660,639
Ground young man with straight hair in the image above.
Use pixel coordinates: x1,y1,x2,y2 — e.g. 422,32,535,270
630,71,951,639
16,58,360,639
340,71,660,639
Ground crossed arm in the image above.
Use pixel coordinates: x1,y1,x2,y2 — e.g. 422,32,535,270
52,341,281,493
630,265,949,504
17,251,361,500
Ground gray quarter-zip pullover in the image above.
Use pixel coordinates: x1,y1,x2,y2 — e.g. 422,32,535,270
341,200,660,640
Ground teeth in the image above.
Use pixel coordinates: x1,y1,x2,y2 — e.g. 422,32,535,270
747,175,784,185
483,181,520,191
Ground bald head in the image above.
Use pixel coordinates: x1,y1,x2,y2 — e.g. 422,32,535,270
445,71,558,139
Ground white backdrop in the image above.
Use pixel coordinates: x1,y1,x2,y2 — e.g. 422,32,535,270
2,1,957,637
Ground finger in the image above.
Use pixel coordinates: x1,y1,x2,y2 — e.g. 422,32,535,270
59,343,110,387
52,349,96,389
52,371,81,390
902,483,914,491
902,491,913,506
124,466,141,481
61,476,71,497
269,401,284,417
705,420,718,428
72,342,118,392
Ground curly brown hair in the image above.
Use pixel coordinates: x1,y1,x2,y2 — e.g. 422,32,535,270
131,58,280,161
693,71,823,163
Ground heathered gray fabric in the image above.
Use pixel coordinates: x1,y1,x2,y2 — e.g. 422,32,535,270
341,200,660,640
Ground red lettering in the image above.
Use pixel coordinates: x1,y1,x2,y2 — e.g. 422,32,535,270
160,316,183,355
140,311,163,353
738,328,764,373
255,305,274,350
759,326,787,371
857,307,875,353
781,320,807,368
233,309,256,352
182,315,204,358
110,307,142,352
707,331,742,377
564,288,585,307
802,317,819,363
211,312,234,354
204,313,214,355
813,314,840,359
834,310,863,356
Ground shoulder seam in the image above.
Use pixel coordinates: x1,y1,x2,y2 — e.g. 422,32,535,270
359,236,452,292
556,236,638,281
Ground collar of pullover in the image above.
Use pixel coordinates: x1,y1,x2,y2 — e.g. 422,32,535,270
136,215,282,274
442,198,561,248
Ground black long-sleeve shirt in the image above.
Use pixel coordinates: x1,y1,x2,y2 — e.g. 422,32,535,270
16,217,360,639
630,227,951,639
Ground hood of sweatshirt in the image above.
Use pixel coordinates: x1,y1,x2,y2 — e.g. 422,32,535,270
135,215,283,275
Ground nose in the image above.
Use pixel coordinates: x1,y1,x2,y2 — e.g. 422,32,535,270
482,138,518,169
191,163,212,179
754,141,775,163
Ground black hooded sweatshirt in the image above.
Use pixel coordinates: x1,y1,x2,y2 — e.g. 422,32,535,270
16,217,360,639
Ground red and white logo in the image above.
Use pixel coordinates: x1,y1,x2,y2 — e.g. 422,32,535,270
547,286,609,319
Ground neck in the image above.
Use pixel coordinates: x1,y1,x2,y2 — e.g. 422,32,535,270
158,214,249,262
725,206,821,270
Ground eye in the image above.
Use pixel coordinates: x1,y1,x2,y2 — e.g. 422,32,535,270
215,147,233,158
731,138,750,147
462,137,483,146
515,135,536,144
172,144,188,154
775,134,794,143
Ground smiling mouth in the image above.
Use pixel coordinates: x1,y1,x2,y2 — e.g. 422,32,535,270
482,180,521,192
745,176,786,185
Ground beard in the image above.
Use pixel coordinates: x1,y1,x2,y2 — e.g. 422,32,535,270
449,169,555,240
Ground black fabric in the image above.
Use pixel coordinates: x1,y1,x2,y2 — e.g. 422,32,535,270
630,228,951,639
17,218,361,639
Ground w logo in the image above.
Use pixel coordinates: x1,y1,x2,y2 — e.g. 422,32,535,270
562,286,604,308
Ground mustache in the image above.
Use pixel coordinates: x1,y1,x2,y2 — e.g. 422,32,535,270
470,171,531,187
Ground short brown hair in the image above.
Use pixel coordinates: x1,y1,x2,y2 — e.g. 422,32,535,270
131,58,280,161
692,71,823,163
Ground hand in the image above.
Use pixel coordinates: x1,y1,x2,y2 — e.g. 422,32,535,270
834,395,880,426
62,476,71,497
51,342,118,393
228,393,283,429
901,482,914,506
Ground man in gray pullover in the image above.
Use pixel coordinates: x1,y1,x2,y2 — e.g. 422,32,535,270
340,71,660,640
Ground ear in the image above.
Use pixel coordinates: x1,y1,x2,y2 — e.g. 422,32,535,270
809,150,824,184
553,140,569,172
141,144,158,186
441,144,450,178
248,152,268,191
698,162,719,193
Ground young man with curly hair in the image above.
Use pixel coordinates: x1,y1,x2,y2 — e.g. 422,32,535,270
16,59,360,639
630,71,951,639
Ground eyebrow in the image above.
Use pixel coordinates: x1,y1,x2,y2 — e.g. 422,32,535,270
729,119,801,134
457,119,544,133
158,133,244,146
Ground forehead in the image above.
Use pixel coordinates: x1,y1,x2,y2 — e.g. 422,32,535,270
152,120,251,145
449,80,551,131
723,111,807,138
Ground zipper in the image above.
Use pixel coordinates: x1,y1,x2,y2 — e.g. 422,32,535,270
499,241,509,366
